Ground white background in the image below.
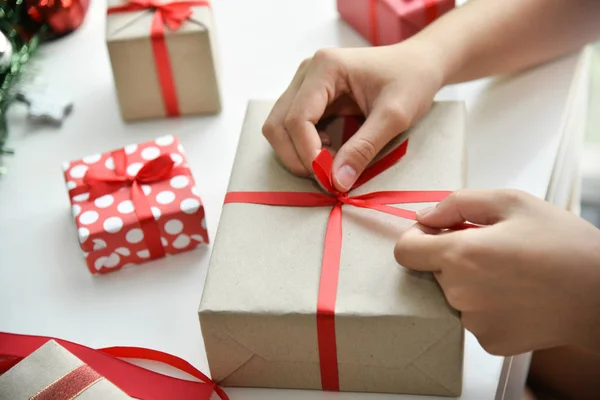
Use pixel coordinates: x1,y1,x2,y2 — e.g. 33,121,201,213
0,0,584,399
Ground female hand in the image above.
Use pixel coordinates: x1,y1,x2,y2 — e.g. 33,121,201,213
262,40,446,192
394,189,600,355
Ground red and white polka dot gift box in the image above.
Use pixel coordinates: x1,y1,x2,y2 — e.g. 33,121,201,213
62,135,208,274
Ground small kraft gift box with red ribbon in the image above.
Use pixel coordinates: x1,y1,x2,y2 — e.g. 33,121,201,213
0,340,131,399
198,101,467,396
62,135,208,274
106,0,221,121
0,333,229,399
337,0,455,46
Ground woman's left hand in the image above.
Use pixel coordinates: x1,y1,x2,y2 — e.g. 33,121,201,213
394,189,600,355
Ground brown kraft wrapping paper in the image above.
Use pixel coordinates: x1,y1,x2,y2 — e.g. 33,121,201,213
106,0,221,121
199,100,466,396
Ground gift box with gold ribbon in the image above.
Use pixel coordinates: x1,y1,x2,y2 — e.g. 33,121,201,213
62,135,208,274
198,100,466,396
106,0,221,121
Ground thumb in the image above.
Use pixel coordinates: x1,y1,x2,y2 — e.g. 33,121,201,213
332,104,408,192
417,189,519,228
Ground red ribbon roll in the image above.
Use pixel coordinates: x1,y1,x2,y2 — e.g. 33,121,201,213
0,332,228,400
107,0,211,117
224,125,474,391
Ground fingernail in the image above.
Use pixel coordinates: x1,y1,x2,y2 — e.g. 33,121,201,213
335,164,356,191
417,207,434,217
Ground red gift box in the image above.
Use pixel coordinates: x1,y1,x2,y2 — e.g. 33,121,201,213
337,0,455,46
62,135,208,274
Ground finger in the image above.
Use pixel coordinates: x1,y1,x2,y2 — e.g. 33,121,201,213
285,50,345,173
263,59,312,176
416,189,523,228
394,223,450,272
332,102,409,191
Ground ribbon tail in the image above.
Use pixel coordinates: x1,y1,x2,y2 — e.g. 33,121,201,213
131,182,166,259
316,203,342,391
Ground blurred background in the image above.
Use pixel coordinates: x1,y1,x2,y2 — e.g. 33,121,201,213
581,42,600,227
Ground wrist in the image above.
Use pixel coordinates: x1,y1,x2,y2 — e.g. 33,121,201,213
398,35,463,88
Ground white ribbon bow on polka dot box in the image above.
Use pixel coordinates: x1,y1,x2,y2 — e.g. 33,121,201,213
62,135,208,274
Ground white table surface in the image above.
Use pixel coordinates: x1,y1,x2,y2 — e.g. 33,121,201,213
0,1,583,399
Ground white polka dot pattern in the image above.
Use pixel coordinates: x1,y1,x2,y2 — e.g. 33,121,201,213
73,193,90,203
181,198,200,214
165,219,183,235
137,250,150,258
115,247,131,256
83,154,101,164
104,217,123,233
126,229,144,243
155,135,174,146
127,162,143,177
105,157,115,170
124,144,137,154
170,153,183,166
170,175,189,189
156,191,175,204
65,135,208,274
79,211,99,225
93,239,107,250
94,194,114,208
117,200,134,214
69,165,88,179
172,234,191,249
78,228,89,243
141,146,160,160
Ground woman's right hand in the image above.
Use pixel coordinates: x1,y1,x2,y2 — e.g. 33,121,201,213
262,40,447,192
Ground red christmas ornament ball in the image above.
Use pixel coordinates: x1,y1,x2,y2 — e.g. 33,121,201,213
26,0,90,37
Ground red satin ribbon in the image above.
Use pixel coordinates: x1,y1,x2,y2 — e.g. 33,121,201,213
224,138,472,391
107,0,210,117
0,332,228,400
369,0,439,46
69,150,188,261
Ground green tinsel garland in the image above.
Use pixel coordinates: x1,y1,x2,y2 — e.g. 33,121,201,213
0,0,45,167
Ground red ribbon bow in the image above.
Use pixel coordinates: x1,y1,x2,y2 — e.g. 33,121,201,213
107,0,210,116
0,332,228,400
70,148,187,262
224,133,472,391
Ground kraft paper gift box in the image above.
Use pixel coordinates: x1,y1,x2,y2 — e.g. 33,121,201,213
62,135,208,274
337,0,455,46
198,100,466,396
0,340,130,399
106,0,221,121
